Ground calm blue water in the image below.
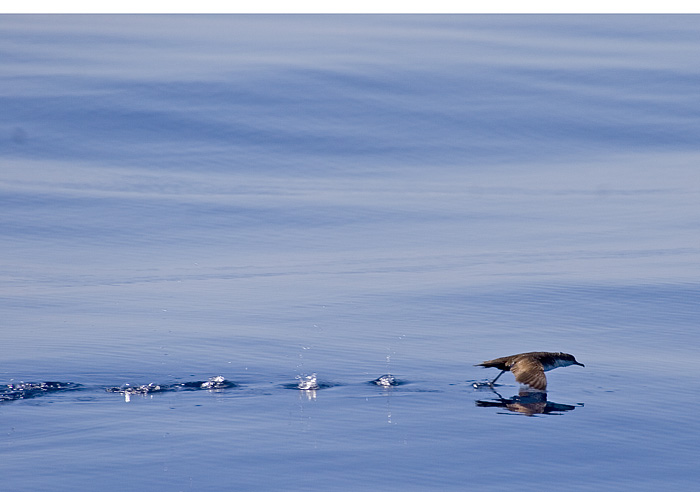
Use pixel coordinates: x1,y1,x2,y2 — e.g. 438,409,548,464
1,14,699,491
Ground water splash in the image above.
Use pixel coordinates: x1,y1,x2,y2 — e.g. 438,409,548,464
472,381,494,389
105,382,163,395
372,374,398,387
296,373,319,390
172,375,235,391
198,375,228,389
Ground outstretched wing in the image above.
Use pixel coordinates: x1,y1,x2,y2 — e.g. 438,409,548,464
510,357,547,391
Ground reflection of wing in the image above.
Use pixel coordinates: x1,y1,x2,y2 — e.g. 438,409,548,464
510,357,547,391
506,401,547,416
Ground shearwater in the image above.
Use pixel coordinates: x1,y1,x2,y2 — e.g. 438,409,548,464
476,352,584,391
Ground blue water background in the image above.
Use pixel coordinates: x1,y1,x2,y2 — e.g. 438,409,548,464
1,15,699,491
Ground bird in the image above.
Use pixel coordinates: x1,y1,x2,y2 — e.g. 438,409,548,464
475,352,584,391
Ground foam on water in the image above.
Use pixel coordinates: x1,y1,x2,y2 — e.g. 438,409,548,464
0,381,81,402
104,376,234,396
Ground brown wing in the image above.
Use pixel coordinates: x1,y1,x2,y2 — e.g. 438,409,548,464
510,357,547,391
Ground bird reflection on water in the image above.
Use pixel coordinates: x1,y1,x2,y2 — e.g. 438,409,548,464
475,387,582,416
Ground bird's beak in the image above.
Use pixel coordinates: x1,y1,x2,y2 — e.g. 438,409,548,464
576,362,585,367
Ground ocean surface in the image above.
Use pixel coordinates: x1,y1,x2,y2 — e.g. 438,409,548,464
1,14,699,491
